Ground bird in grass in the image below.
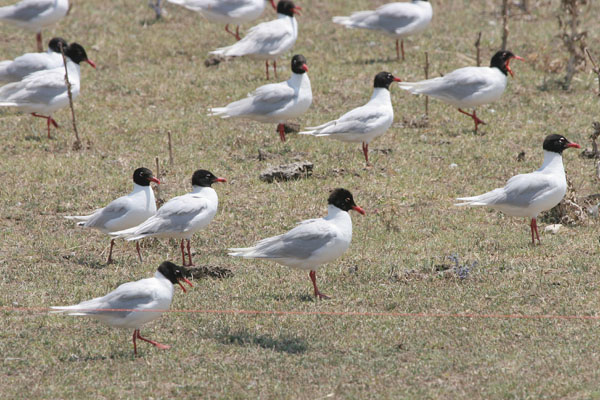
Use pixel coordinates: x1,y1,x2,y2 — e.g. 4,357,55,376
0,0,69,52
0,42,96,138
209,0,301,79
300,71,400,165
333,0,432,61
398,50,524,132
0,37,68,84
167,0,276,40
229,188,365,299
65,168,160,264
50,261,193,356
209,54,311,142
110,170,226,267
455,134,581,245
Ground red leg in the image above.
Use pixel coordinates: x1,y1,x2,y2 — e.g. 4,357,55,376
265,60,269,80
401,39,405,61
186,239,194,266
530,218,540,245
107,239,115,264
180,239,186,266
278,123,286,142
362,142,370,165
136,241,143,263
235,25,240,41
458,108,486,132
395,39,399,60
136,330,170,350
31,113,58,138
309,270,330,300
36,32,42,52
132,329,138,355
225,24,238,40
273,60,277,78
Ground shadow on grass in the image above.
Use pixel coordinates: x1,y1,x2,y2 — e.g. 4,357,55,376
59,350,133,362
23,135,42,141
269,292,317,303
217,329,307,354
353,57,397,65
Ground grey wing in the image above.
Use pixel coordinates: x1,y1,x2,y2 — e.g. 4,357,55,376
0,68,65,104
314,106,387,134
3,0,53,21
247,83,295,113
501,173,554,207
237,20,292,55
376,4,418,34
138,195,208,234
419,68,490,102
83,198,130,230
254,222,336,260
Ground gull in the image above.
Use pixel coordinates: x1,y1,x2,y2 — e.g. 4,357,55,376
333,0,432,60
229,188,365,299
110,169,226,267
398,50,524,132
456,134,581,244
0,37,68,83
0,0,69,51
300,71,400,165
0,42,96,138
209,0,301,79
167,0,276,40
50,261,193,356
65,168,160,264
209,54,311,141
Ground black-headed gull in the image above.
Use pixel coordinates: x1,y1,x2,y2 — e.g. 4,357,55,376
0,0,69,51
333,0,432,60
110,170,226,267
399,50,523,132
50,261,193,355
229,188,365,299
209,54,311,142
65,168,160,264
167,0,276,40
209,0,301,79
0,42,96,138
300,71,400,165
456,134,581,245
0,37,68,83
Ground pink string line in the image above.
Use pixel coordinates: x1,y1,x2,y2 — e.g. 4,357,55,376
2,306,600,321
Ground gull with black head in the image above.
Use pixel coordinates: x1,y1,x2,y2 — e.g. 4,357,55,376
110,169,226,266
399,50,524,132
229,188,365,299
300,71,401,165
65,168,160,264
51,261,193,356
209,0,301,79
209,54,311,142
0,37,69,84
456,134,581,244
0,42,96,138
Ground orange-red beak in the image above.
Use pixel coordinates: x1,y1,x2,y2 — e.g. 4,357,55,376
177,277,193,293
352,205,366,215
150,177,160,184
214,177,227,183
86,59,96,69
567,142,581,149
506,55,524,77
301,63,308,72
292,6,302,15
393,77,402,82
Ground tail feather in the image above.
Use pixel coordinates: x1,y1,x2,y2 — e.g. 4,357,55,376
49,305,89,316
228,247,256,257
299,120,337,135
208,107,230,118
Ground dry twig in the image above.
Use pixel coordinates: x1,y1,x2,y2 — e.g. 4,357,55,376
59,42,81,150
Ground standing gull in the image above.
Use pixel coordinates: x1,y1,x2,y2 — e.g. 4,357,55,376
65,168,160,264
229,188,365,299
456,134,580,244
51,261,193,356
209,54,311,142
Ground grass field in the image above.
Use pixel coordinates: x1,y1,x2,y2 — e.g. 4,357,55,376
1,0,600,398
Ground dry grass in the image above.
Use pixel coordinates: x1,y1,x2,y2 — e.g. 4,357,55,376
1,0,600,398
